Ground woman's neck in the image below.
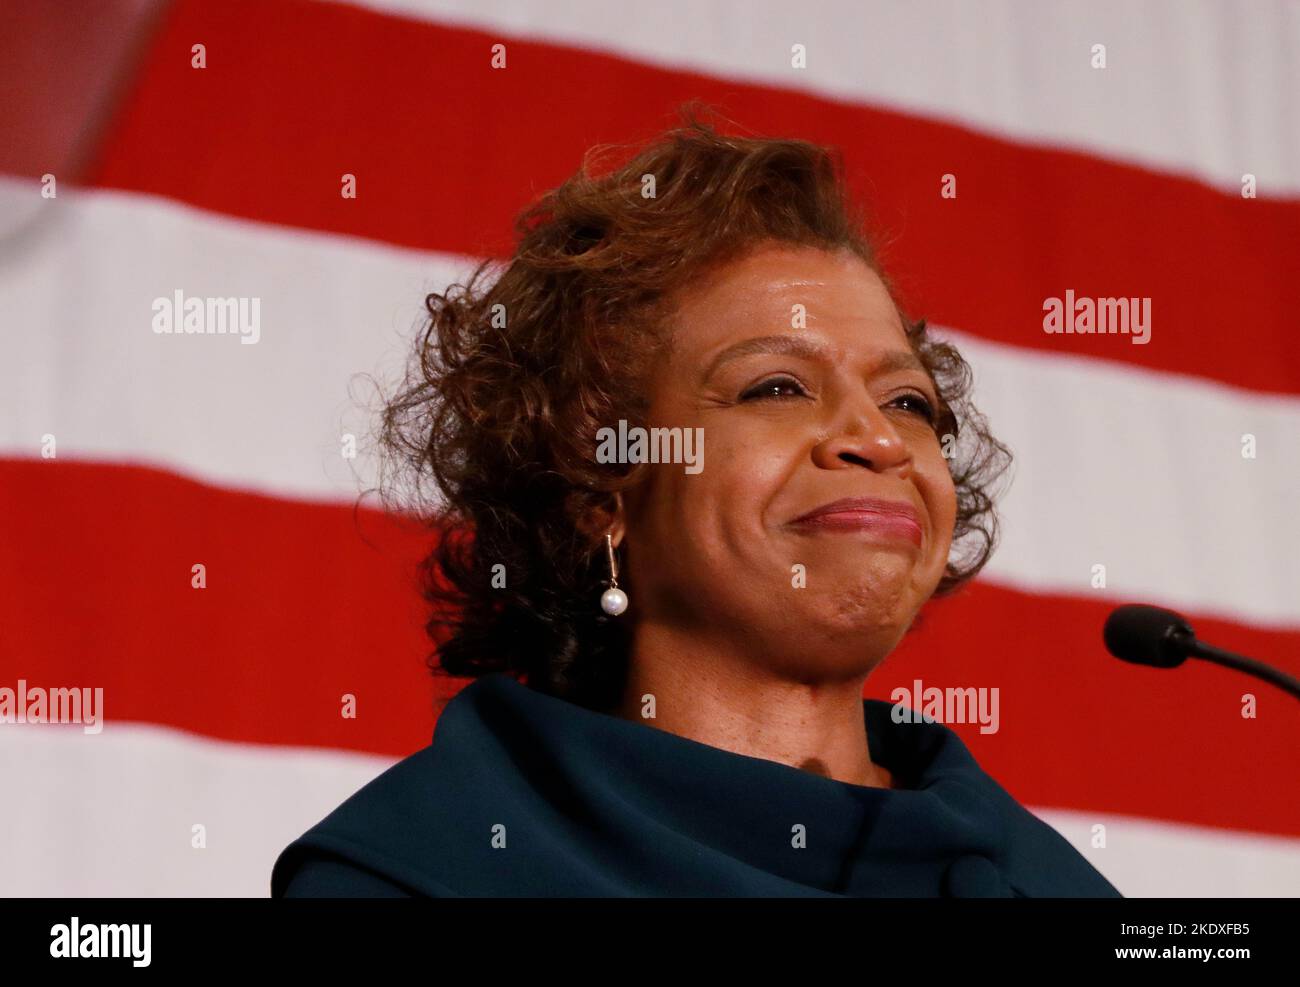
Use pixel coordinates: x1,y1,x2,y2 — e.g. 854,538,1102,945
615,621,892,789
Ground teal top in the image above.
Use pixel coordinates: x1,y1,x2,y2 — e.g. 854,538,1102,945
272,672,1121,898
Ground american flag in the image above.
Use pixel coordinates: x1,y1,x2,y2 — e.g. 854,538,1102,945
2,0,1297,896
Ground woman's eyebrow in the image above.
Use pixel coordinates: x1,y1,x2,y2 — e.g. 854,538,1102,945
700,334,829,381
872,349,928,377
701,334,927,382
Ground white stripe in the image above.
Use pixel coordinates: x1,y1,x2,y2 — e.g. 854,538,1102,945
1036,807,1300,898
940,326,1300,631
327,0,1300,196
2,182,1297,627
2,724,1296,896
0,178,475,505
0,723,394,897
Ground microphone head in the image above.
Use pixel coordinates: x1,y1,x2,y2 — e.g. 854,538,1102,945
1104,604,1195,668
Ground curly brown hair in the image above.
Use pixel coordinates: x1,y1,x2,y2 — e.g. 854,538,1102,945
378,105,1012,712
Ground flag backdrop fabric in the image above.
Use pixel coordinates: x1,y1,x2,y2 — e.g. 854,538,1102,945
1,0,1297,897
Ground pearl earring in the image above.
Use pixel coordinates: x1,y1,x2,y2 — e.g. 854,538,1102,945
600,532,628,616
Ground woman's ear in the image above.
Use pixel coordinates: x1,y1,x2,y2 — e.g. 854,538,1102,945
574,491,625,548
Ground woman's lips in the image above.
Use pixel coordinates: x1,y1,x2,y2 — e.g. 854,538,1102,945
786,497,923,546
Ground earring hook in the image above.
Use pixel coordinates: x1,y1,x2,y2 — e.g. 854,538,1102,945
605,531,619,586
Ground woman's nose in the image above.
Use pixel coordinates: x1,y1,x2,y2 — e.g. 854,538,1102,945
810,404,912,473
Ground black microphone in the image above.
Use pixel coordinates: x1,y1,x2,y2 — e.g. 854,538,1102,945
1104,603,1300,702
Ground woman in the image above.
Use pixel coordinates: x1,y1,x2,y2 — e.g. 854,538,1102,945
271,112,1120,898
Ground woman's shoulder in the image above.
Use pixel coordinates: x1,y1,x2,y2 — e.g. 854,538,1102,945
270,742,458,898
271,677,511,897
863,699,1122,898
276,854,417,897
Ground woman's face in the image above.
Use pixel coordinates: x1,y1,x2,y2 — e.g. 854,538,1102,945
620,241,957,678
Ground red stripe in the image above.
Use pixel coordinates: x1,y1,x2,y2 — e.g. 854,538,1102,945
889,589,1300,839
3,458,1298,837
67,0,1300,397
1,458,458,757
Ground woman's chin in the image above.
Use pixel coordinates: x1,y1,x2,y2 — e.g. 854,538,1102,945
769,579,922,655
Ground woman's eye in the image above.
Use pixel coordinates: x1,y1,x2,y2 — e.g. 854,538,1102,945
890,393,937,423
740,376,808,401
